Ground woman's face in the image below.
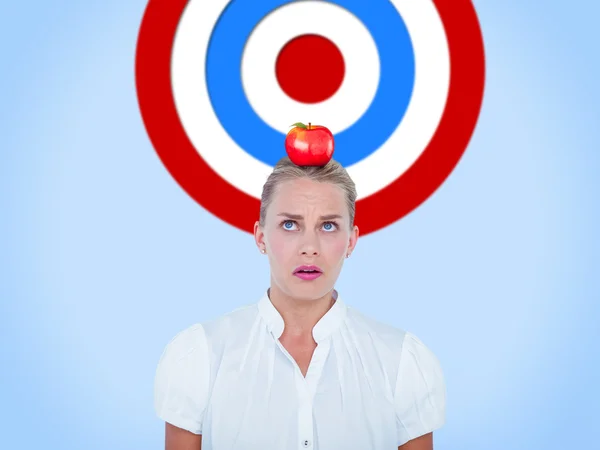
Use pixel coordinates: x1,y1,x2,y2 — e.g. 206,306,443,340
254,178,359,302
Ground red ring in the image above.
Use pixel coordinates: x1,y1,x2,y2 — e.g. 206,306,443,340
135,0,485,236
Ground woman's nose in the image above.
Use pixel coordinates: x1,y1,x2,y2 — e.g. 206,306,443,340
300,234,320,256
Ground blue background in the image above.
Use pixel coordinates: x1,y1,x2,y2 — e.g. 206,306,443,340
1,1,599,449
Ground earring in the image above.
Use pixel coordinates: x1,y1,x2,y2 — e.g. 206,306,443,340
261,248,266,254
346,253,350,258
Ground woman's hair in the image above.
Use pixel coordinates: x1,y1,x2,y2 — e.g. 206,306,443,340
259,156,357,228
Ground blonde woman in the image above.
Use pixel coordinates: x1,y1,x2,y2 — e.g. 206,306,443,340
154,156,446,450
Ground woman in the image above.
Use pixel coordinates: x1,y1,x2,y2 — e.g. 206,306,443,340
154,156,446,450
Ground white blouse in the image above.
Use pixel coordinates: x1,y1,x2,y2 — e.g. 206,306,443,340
154,290,446,449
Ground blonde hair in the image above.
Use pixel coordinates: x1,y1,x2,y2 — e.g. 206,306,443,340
259,156,357,228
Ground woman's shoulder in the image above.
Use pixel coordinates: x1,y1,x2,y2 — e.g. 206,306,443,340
396,329,445,389
161,301,260,351
345,305,411,344
156,323,209,372
345,306,443,371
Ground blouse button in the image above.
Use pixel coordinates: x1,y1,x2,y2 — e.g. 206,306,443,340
303,439,311,447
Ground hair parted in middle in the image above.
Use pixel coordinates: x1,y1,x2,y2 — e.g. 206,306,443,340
258,156,357,228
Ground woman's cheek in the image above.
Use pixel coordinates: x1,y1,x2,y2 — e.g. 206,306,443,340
268,231,293,261
325,233,348,258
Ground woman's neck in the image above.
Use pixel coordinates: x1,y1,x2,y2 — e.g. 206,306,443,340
267,285,336,339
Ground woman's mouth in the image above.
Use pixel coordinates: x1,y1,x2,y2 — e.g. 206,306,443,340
293,265,323,280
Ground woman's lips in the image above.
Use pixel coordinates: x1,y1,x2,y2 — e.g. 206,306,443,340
293,265,323,280
294,271,322,280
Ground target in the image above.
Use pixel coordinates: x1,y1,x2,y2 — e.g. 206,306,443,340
135,0,485,236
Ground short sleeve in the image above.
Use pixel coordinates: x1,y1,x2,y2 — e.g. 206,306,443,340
394,331,446,446
153,324,211,435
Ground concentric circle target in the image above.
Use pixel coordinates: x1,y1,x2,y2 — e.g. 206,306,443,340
135,0,485,236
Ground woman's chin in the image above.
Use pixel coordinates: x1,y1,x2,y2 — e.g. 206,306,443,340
287,280,334,300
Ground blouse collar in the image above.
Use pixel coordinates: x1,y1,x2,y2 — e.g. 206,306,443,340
258,288,347,343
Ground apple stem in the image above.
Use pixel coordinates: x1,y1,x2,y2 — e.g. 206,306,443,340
308,122,311,130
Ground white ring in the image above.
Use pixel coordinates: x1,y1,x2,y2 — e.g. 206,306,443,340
171,0,450,200
241,1,380,135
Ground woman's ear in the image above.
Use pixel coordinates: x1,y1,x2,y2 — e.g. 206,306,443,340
347,225,359,256
254,220,266,254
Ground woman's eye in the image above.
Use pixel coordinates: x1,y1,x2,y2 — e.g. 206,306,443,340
323,222,337,232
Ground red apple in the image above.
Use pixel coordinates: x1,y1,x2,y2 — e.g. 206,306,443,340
285,122,334,166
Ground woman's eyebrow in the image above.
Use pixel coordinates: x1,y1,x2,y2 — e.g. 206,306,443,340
277,212,343,221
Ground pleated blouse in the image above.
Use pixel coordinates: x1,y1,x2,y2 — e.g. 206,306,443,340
154,290,446,449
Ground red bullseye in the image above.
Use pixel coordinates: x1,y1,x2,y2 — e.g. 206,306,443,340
275,34,345,104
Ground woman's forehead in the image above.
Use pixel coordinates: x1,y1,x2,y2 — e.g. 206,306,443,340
273,179,345,205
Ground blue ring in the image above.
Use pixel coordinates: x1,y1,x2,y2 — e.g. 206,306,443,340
206,0,415,167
